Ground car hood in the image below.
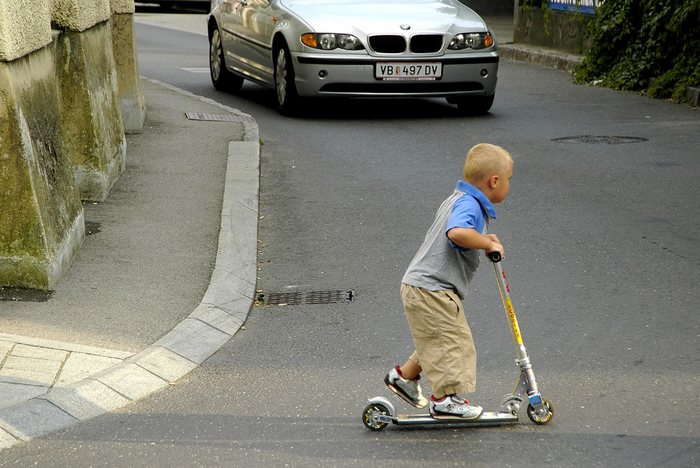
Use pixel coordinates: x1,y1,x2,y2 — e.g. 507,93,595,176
279,0,487,34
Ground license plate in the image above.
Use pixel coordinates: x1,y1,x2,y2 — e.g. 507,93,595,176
375,62,442,80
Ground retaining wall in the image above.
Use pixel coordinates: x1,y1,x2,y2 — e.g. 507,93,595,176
514,5,593,55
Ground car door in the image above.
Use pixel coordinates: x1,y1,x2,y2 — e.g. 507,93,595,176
220,0,276,84
238,0,277,83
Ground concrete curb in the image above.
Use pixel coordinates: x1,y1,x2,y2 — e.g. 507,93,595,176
0,81,260,451
499,43,584,74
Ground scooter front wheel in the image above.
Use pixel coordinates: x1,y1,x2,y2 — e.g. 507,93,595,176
362,403,390,431
527,398,554,425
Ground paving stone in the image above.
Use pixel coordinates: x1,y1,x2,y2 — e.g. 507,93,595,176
42,379,130,420
0,427,18,451
11,345,68,362
190,304,243,336
94,363,168,401
0,383,48,410
0,341,12,362
0,334,132,359
55,353,123,387
154,318,232,364
0,371,52,388
0,399,76,441
130,346,198,383
0,356,63,387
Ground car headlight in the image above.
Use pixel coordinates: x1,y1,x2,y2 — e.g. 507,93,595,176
448,32,494,50
301,33,365,51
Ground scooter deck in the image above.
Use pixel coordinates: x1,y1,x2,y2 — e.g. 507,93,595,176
394,411,518,427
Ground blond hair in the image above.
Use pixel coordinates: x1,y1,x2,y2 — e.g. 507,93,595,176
463,143,512,184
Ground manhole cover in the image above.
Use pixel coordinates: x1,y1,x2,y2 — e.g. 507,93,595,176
257,290,355,306
552,135,648,145
185,112,246,122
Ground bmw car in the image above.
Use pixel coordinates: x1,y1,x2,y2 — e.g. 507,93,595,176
208,0,499,115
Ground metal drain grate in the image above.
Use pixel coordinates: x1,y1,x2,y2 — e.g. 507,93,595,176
552,135,648,145
185,112,246,122
257,290,355,306
263,291,304,306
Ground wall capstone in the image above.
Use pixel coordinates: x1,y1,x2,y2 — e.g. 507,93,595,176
0,0,52,62
52,0,110,32
110,0,136,15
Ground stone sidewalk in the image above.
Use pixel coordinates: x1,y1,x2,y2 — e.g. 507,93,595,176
0,79,260,451
0,335,131,411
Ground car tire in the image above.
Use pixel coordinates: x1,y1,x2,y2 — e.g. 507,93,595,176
209,28,243,92
454,94,495,115
274,45,299,116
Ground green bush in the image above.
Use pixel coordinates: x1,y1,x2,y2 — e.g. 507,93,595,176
575,0,700,103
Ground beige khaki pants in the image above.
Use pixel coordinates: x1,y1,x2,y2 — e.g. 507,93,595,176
401,283,476,398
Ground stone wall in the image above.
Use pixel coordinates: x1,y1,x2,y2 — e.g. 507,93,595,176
0,0,143,290
514,5,594,55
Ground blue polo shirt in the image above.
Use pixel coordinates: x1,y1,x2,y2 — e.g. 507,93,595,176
402,181,497,299
446,180,497,249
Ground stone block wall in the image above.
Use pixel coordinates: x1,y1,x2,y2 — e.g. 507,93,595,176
514,5,594,55
56,22,127,202
0,41,85,290
0,0,143,290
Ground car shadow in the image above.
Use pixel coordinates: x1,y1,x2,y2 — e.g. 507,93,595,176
227,82,497,121
294,98,495,121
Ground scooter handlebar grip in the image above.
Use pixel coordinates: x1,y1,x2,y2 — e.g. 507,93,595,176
487,251,502,263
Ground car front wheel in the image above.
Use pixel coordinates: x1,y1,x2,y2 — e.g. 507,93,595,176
209,28,243,92
274,46,299,115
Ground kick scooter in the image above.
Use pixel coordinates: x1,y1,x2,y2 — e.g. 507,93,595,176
362,252,554,431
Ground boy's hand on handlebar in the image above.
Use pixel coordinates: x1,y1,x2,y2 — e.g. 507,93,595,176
485,234,505,259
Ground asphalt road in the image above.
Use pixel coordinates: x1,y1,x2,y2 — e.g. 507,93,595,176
1,16,698,467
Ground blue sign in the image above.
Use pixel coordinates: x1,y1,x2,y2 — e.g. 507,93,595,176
548,0,599,14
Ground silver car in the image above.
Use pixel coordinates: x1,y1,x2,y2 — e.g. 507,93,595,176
208,0,499,115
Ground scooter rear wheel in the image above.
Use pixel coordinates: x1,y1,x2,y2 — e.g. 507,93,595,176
527,398,554,425
362,403,390,431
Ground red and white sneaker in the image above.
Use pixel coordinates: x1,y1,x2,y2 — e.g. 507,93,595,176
384,366,428,409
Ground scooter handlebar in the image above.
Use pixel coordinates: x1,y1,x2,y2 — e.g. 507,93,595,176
487,251,502,263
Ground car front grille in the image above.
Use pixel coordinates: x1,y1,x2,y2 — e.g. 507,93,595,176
410,35,444,53
369,35,406,53
369,34,445,54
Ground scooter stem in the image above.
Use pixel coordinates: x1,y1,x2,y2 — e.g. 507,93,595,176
487,252,540,397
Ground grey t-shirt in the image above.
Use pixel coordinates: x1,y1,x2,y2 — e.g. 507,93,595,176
402,181,496,300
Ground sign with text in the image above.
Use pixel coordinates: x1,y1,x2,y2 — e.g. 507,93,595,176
548,0,600,14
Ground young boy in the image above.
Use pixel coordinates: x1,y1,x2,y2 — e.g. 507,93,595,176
385,143,513,419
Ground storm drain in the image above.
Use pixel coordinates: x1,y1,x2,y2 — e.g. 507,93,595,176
185,112,247,122
552,135,648,145
85,221,101,236
0,287,52,302
257,289,355,306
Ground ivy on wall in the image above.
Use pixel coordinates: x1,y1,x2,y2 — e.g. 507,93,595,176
575,0,700,103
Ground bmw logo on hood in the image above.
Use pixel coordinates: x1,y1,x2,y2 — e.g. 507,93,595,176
400,24,411,30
